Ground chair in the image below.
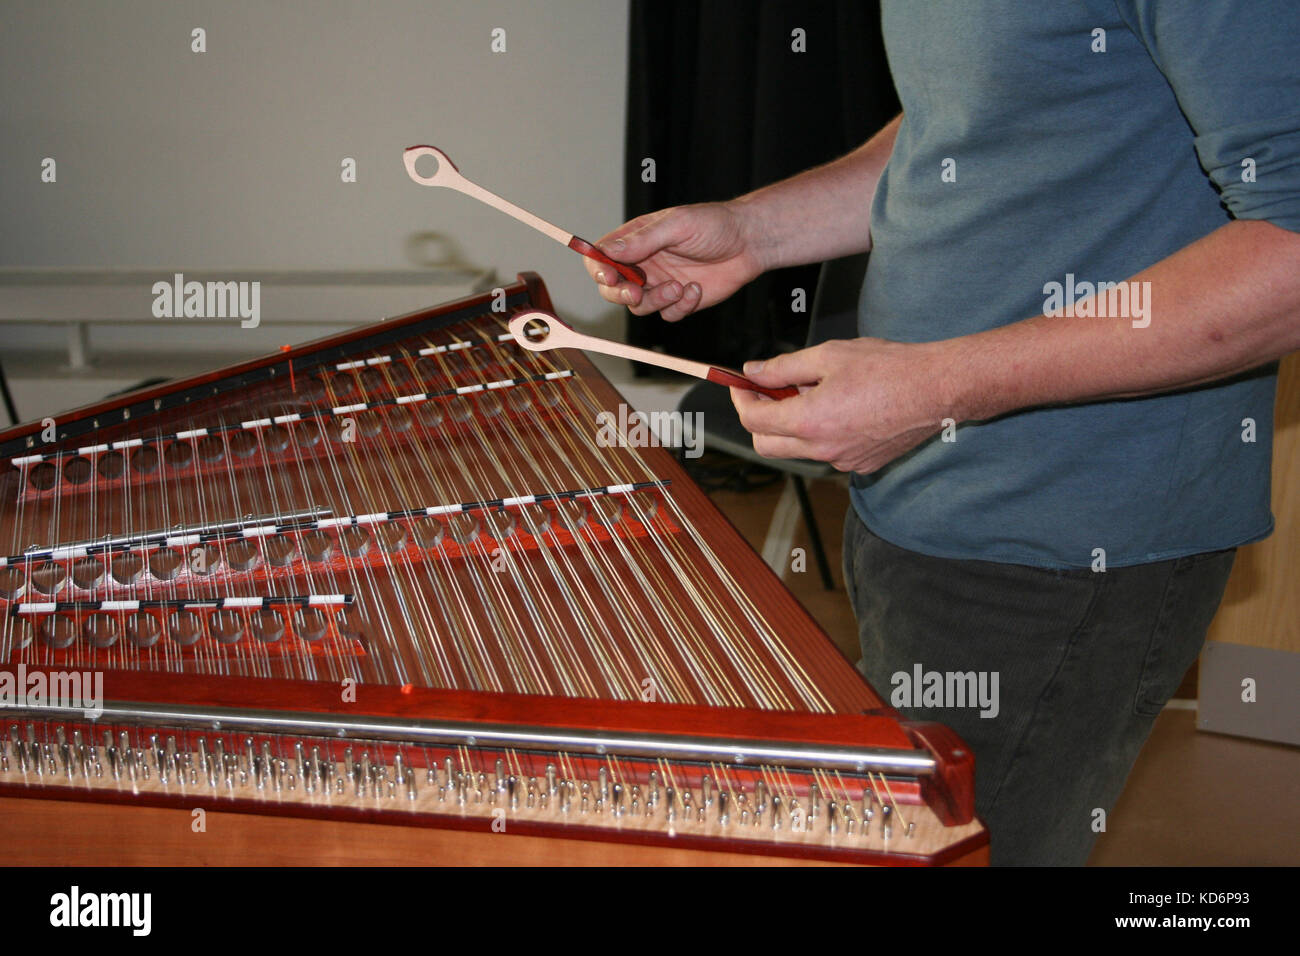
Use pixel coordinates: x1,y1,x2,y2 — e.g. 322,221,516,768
675,253,869,589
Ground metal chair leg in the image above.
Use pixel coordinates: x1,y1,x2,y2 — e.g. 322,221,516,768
792,475,834,590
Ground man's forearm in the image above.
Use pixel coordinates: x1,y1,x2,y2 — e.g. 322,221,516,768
947,220,1300,423
732,114,902,272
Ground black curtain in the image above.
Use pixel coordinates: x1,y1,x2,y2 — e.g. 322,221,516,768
624,0,898,370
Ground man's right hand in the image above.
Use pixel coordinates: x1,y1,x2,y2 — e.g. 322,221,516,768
584,201,766,322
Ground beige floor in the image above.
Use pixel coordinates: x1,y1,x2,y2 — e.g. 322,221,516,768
702,465,1300,867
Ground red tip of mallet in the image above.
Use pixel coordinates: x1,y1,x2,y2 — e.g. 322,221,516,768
400,683,414,695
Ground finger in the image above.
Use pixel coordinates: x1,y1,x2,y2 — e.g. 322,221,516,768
741,346,825,388
729,386,806,438
631,280,686,316
601,210,695,265
595,211,658,250
660,281,702,322
751,432,822,462
585,256,621,288
596,282,643,309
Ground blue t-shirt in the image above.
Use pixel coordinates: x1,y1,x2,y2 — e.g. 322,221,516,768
853,0,1300,569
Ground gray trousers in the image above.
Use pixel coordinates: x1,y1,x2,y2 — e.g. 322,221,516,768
843,508,1235,866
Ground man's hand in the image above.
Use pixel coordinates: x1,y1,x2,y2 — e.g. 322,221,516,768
730,338,955,474
585,202,766,322
583,115,903,321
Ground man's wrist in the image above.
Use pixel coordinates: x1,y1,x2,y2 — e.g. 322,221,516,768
926,333,1022,425
727,193,781,274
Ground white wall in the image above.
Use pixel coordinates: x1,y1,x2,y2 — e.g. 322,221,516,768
0,0,630,329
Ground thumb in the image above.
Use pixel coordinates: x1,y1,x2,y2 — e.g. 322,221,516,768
743,348,823,388
599,209,693,265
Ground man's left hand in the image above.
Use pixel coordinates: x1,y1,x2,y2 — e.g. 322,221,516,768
730,338,956,474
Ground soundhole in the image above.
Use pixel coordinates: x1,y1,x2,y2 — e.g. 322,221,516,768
130,446,160,474
416,401,445,428
129,612,163,648
264,536,299,567
325,418,348,443
299,531,334,563
386,407,413,433
225,539,262,571
355,411,384,438
335,608,362,642
71,557,107,590
437,350,470,376
209,610,245,644
535,384,564,408
412,357,441,384
296,419,325,447
326,372,355,398
446,513,480,544
517,504,551,536
261,425,291,452
250,609,284,644
228,431,259,458
553,499,588,531
357,367,385,393
163,611,199,647
188,544,222,576
386,362,413,388
148,549,185,581
507,388,533,412
12,622,34,649
375,523,407,553
63,456,93,485
298,376,327,401
587,497,624,528
163,441,194,470
96,451,126,480
84,614,120,648
39,615,78,649
0,567,27,599
482,509,517,541
295,607,330,642
338,527,371,558
624,496,659,523
196,435,226,462
30,562,67,595
410,517,445,548
28,462,59,491
110,553,145,585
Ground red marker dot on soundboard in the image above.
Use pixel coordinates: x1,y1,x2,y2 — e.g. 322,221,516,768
280,345,296,392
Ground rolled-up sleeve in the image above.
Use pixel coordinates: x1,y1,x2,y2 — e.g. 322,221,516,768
1117,0,1300,232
